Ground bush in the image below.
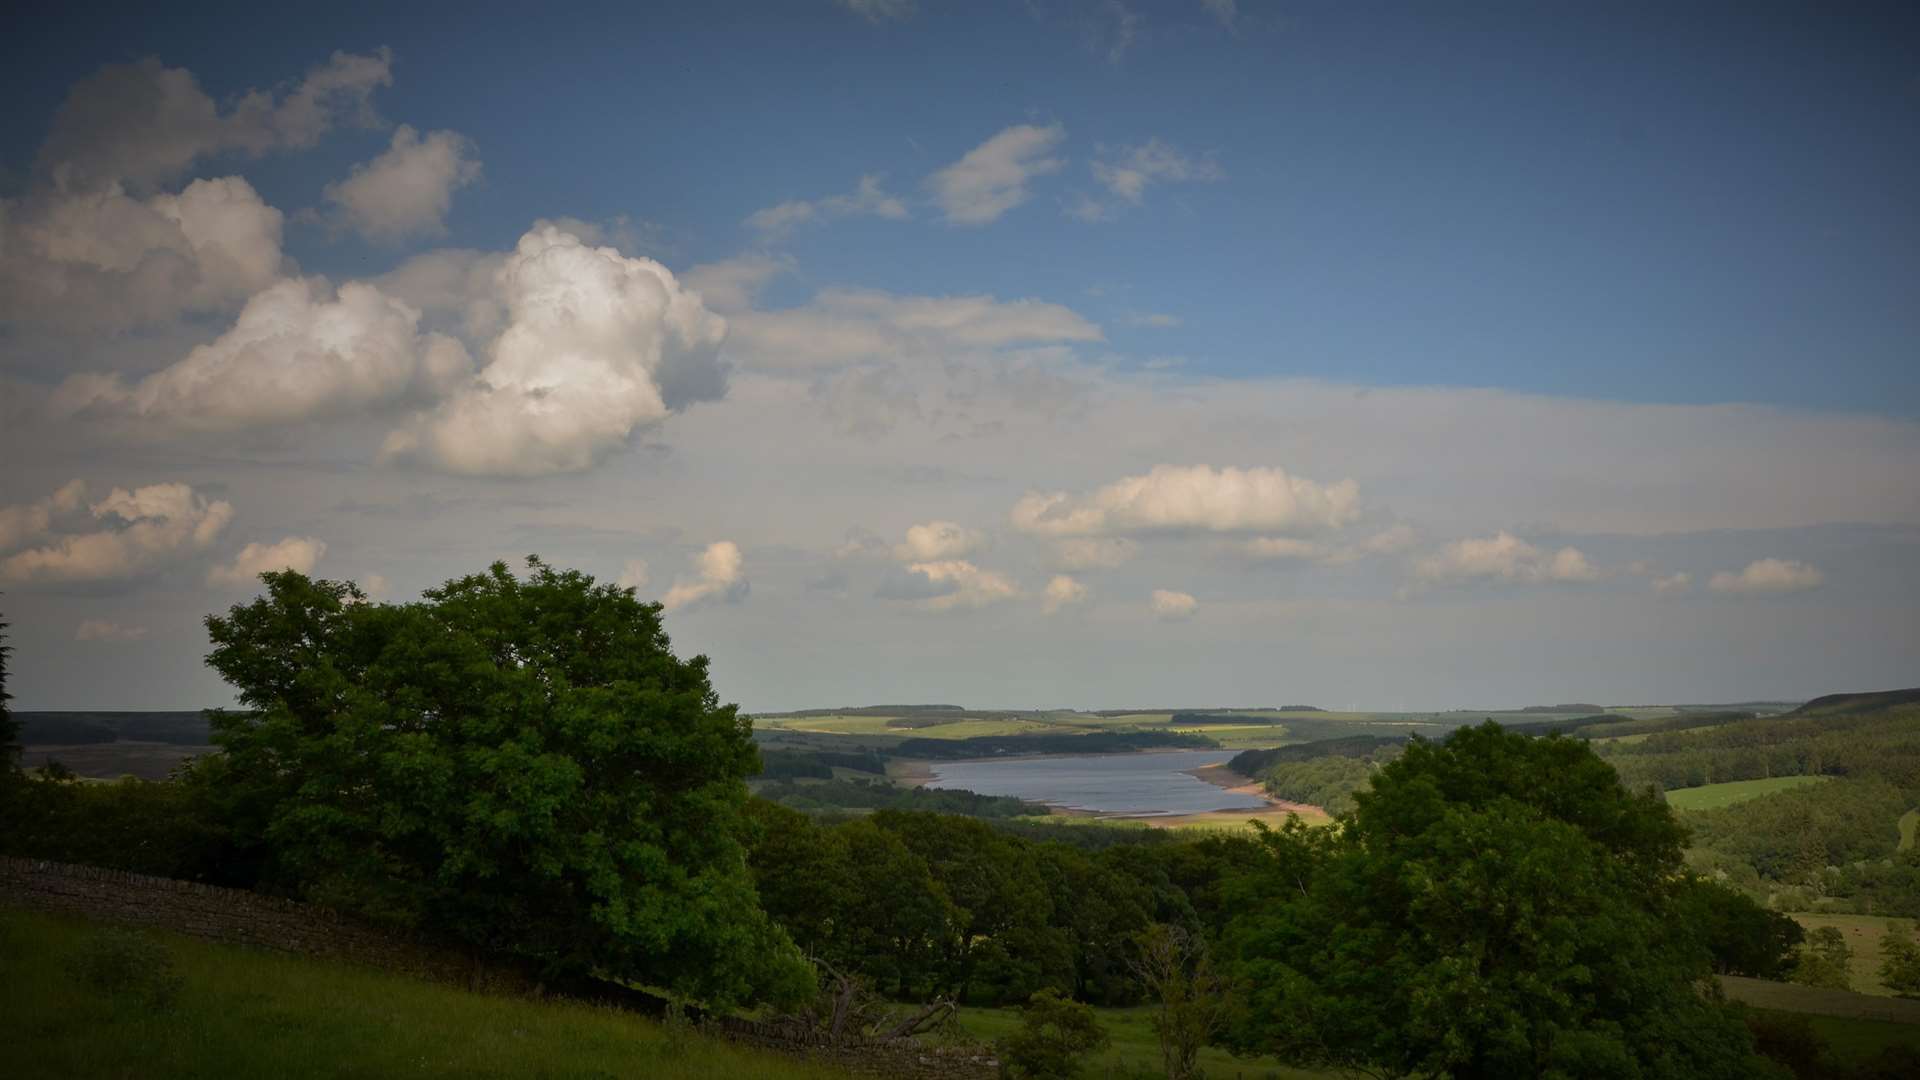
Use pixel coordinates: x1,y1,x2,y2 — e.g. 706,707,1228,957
71,928,185,1010
996,989,1108,1080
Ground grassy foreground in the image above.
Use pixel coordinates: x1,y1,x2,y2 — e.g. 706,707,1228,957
0,910,851,1080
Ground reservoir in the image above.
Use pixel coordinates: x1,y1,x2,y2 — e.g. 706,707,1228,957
922,749,1269,817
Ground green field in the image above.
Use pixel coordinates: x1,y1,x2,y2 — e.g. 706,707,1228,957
1788,913,1920,998
1900,808,1918,852
0,911,850,1080
1664,775,1833,810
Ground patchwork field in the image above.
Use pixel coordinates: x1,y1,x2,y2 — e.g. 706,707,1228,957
1664,775,1834,810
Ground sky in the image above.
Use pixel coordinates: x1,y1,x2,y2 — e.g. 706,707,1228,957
1,0,1916,711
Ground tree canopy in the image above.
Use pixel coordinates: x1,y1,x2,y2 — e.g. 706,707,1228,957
1222,722,1771,1079
198,558,809,1007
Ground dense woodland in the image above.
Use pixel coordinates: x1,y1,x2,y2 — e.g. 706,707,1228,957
4,574,1919,1078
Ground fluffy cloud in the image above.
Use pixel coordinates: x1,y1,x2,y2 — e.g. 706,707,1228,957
382,225,728,475
1052,537,1138,570
1013,464,1361,537
0,482,232,586
1150,588,1198,621
373,248,509,340
1413,531,1600,586
0,480,88,554
1708,558,1824,595
895,520,987,562
323,125,480,243
900,560,1020,612
1042,574,1088,614
36,50,392,190
616,559,651,590
52,277,472,433
1,175,286,331
661,541,748,611
75,619,147,642
1074,138,1222,220
208,536,326,586
929,124,1066,225
746,175,907,238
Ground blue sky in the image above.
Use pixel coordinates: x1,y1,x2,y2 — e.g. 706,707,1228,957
2,1,1916,709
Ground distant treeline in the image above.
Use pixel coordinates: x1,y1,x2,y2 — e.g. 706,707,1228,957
757,778,1044,819
1229,735,1408,816
893,730,1216,759
762,705,967,718
1503,711,1752,740
756,748,889,779
1228,734,1406,777
15,712,213,747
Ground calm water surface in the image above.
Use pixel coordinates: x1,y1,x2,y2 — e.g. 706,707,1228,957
923,750,1268,817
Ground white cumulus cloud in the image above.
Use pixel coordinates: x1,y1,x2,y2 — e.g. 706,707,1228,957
1412,531,1600,586
1150,589,1198,621
324,125,480,243
895,520,987,562
52,277,472,433
382,224,728,475
1708,558,1824,595
1013,464,1361,537
901,560,1020,612
661,541,748,611
1,175,287,331
0,479,89,554
928,123,1066,226
0,482,232,587
1042,574,1088,614
208,536,327,587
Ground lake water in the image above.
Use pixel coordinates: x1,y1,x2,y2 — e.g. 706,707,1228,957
923,750,1269,817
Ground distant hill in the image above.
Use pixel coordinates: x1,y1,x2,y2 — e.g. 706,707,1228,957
1520,703,1605,714
1789,688,1920,717
15,711,212,747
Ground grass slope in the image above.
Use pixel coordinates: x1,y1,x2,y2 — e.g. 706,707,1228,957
1899,808,1918,853
0,910,849,1080
1664,775,1833,810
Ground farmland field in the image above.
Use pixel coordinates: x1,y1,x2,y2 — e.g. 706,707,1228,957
1664,775,1834,810
1788,913,1920,997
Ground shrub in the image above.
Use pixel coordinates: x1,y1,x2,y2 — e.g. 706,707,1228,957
71,928,185,1010
996,989,1108,1080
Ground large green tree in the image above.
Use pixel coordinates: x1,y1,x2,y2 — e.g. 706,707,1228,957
200,559,810,1007
1223,723,1772,1079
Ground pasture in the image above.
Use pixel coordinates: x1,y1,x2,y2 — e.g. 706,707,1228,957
1788,913,1920,997
0,911,851,1080
1663,775,1834,810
